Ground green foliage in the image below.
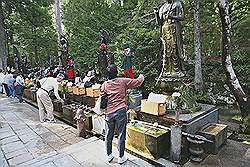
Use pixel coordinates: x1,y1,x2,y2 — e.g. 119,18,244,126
232,50,250,89
1,0,248,99
2,0,57,68
61,0,249,97
232,115,250,134
172,84,201,113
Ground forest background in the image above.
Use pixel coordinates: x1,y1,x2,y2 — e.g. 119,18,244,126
0,0,249,108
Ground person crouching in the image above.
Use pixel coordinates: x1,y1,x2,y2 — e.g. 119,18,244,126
36,73,64,123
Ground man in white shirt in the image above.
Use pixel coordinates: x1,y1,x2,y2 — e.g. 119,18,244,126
36,74,64,123
5,71,15,97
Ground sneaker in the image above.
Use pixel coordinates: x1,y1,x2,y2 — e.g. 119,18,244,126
107,154,114,163
40,119,46,123
46,119,56,123
118,155,128,164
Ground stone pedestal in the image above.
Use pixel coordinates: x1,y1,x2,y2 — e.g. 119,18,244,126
197,123,228,154
170,125,182,163
136,104,219,134
187,137,204,162
126,121,170,159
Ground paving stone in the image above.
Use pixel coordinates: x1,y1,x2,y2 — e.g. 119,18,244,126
19,132,41,144
65,137,83,145
24,138,47,149
56,129,75,137
80,156,110,167
27,144,55,158
66,128,78,135
47,125,66,133
0,135,20,145
32,126,51,135
5,148,29,160
60,133,77,141
0,130,15,140
40,132,60,141
28,124,41,130
2,141,25,154
37,161,57,167
71,148,94,163
15,128,34,136
17,151,58,167
11,124,29,131
59,137,99,154
19,154,65,167
0,126,12,133
8,152,34,166
52,155,82,167
84,141,105,159
0,149,9,167
47,139,70,151
0,122,10,128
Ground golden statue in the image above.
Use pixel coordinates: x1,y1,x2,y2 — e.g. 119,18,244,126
155,0,185,77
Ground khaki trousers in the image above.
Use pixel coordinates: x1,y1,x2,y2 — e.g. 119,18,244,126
37,89,54,122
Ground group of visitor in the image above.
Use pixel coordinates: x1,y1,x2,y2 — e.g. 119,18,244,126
0,64,145,165
0,69,24,103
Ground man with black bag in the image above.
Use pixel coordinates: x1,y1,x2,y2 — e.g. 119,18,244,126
36,74,64,123
101,64,144,164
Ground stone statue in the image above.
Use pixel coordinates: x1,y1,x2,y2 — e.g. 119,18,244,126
97,30,110,81
59,35,68,67
155,0,185,77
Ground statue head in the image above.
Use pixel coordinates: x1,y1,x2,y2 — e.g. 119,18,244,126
99,43,108,51
122,43,129,49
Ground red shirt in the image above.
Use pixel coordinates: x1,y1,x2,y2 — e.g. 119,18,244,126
67,68,74,79
101,75,144,114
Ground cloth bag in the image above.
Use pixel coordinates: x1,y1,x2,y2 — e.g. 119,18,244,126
93,97,106,115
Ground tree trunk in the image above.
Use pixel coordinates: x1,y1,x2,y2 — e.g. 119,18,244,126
194,0,203,91
54,0,63,36
0,0,8,70
54,0,63,66
218,0,249,119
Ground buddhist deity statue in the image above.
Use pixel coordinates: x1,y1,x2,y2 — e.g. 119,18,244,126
155,0,185,78
154,0,201,113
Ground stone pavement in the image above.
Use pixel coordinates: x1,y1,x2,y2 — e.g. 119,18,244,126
184,139,250,167
0,95,153,167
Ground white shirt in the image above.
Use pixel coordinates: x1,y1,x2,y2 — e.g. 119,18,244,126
0,72,4,84
75,77,82,85
39,77,61,100
4,74,14,86
16,75,24,86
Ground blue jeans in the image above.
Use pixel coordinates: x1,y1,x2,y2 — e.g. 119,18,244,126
8,85,15,97
3,84,10,96
105,107,127,158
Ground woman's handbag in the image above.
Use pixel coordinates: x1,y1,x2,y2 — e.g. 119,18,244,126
100,93,108,109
